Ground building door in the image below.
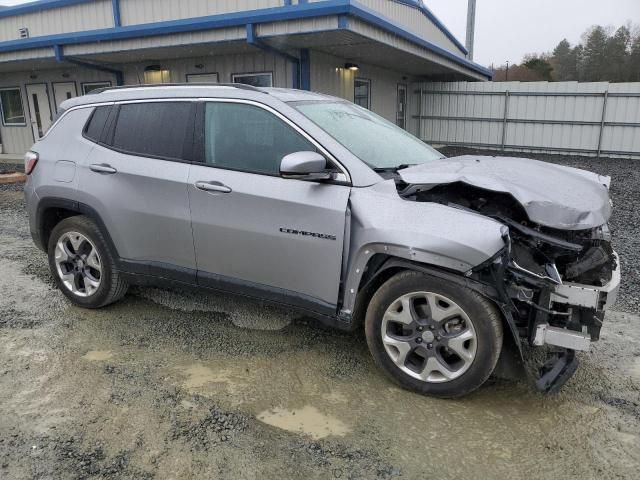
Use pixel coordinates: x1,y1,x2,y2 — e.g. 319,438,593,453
396,84,407,129
52,82,77,113
25,83,53,140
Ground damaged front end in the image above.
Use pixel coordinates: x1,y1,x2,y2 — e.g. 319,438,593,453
400,180,621,393
492,220,620,392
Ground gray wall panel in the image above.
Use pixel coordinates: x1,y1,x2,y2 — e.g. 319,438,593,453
119,0,281,26
0,0,113,42
413,81,640,158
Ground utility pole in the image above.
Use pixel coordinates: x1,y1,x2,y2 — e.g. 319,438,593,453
465,0,477,61
505,61,510,81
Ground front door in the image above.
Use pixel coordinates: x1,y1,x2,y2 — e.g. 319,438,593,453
396,84,407,129
189,101,350,312
25,83,53,140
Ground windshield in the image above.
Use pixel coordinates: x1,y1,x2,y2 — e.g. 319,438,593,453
293,100,445,170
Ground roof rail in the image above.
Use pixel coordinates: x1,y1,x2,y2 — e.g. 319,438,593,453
87,83,266,95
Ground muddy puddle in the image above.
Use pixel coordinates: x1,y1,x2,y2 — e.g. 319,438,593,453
82,350,114,361
257,405,350,439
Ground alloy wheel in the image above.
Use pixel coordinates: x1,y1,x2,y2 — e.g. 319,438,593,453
380,291,477,383
54,231,102,297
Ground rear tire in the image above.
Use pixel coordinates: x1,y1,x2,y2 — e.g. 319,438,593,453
365,270,503,398
48,215,128,308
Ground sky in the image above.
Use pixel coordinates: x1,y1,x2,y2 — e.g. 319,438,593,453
1,0,640,68
428,0,640,67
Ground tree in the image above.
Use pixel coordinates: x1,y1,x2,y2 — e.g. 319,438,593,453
581,26,609,81
490,23,640,82
630,34,640,81
492,63,548,82
607,26,631,81
551,39,578,81
523,54,554,81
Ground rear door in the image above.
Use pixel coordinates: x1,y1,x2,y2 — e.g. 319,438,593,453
77,100,197,281
188,100,350,312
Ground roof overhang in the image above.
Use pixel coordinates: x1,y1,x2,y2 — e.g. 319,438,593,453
0,0,492,80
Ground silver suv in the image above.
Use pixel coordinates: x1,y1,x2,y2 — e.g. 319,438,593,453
24,84,621,397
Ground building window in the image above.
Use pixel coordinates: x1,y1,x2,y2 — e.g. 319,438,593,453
186,73,219,83
0,88,26,125
354,78,371,109
231,72,273,87
143,66,171,84
81,82,112,95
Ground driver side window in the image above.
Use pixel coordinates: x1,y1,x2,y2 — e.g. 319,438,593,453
204,102,314,175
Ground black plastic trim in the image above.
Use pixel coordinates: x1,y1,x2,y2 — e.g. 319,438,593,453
119,259,197,285
33,197,80,251
198,269,337,317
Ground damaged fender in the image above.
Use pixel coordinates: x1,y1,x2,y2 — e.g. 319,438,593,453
341,180,506,316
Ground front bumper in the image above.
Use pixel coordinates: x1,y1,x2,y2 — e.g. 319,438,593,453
533,252,621,352
550,252,621,311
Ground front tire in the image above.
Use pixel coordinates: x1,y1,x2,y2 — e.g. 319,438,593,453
365,271,503,398
48,215,128,308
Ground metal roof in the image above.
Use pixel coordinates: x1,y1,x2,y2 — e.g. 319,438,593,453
0,0,492,79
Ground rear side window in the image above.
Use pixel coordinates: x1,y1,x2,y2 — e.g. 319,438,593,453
83,106,111,142
110,102,193,160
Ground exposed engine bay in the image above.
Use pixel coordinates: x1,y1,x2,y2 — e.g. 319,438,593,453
396,177,620,393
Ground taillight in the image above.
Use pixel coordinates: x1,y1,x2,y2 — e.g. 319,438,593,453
24,151,38,175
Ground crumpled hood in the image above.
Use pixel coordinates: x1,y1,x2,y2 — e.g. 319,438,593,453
399,155,612,230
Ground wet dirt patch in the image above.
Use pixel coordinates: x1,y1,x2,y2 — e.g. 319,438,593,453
2,181,640,479
257,405,350,440
0,308,41,329
82,350,114,361
134,286,295,331
170,405,249,449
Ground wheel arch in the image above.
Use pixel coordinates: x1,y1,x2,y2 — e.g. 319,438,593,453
349,254,523,361
35,197,120,260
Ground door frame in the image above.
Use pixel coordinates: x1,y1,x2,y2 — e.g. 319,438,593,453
52,81,78,113
25,82,53,141
396,83,408,129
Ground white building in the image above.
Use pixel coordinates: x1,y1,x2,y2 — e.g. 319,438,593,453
0,0,491,155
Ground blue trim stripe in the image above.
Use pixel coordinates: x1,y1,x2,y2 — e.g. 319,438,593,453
111,0,121,27
246,22,301,88
0,1,350,51
0,0,490,78
0,0,465,54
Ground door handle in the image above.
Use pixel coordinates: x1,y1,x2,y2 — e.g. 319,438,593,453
194,181,232,193
89,164,117,174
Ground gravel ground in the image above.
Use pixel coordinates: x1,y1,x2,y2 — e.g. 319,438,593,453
440,147,640,313
1,153,639,479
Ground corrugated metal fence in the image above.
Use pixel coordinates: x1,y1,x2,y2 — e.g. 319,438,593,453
413,81,640,159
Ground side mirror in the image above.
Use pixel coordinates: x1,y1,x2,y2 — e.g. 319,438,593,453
280,151,332,181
